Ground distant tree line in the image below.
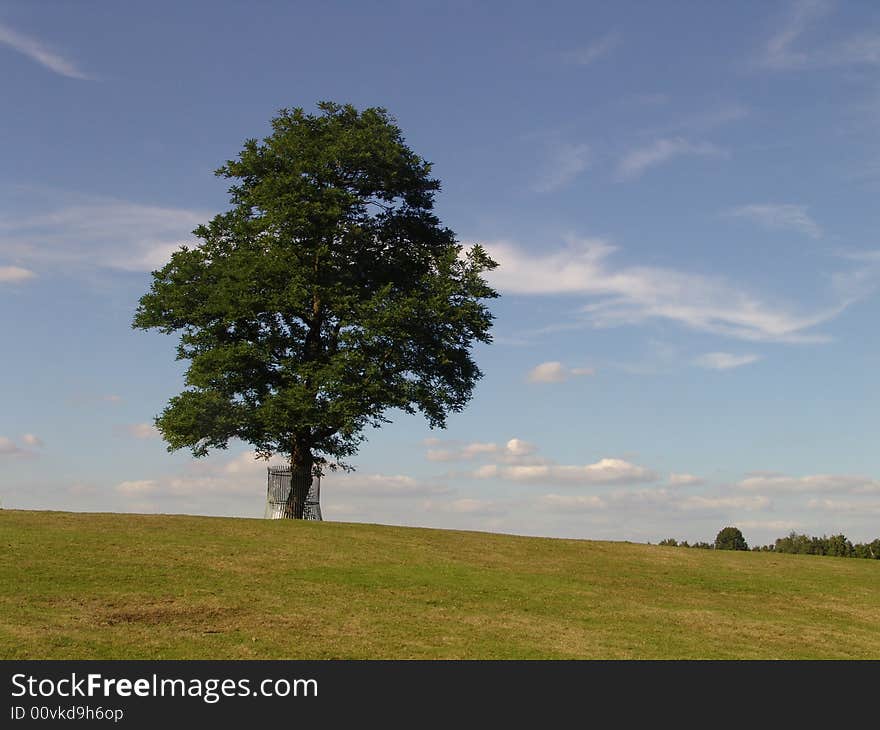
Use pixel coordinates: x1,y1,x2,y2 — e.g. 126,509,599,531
659,527,880,559
758,532,880,558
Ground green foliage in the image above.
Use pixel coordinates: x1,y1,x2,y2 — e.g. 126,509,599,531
714,526,749,551
658,538,678,547
773,532,877,559
774,532,812,554
663,530,880,560
133,102,498,477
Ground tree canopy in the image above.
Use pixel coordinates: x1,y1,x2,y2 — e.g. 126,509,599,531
133,102,498,516
714,526,748,551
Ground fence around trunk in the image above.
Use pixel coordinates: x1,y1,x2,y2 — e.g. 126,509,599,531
264,466,322,520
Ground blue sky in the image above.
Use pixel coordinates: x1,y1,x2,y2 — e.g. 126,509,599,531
2,0,879,545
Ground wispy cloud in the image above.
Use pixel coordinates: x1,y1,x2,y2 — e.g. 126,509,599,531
694,352,761,370
484,237,848,343
66,393,123,407
527,361,595,383
0,193,208,274
21,434,44,448
739,473,880,494
540,494,606,510
0,435,41,458
0,265,35,283
426,437,541,464
0,436,25,456
426,436,658,486
532,142,591,193
0,21,94,80
474,458,658,487
562,33,620,66
678,494,770,511
737,519,802,532
539,489,771,514
114,423,160,440
760,0,880,70
726,203,822,238
422,498,503,516
114,450,451,500
667,473,704,487
330,473,452,498
807,498,880,514
616,138,726,180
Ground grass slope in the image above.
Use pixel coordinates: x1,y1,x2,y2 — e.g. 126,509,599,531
1,509,879,659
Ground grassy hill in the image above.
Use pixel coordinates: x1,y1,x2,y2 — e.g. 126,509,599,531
1,509,878,659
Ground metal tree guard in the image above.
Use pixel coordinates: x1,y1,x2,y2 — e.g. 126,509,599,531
264,465,323,520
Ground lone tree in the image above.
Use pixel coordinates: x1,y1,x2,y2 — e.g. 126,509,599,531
714,526,748,551
133,102,498,518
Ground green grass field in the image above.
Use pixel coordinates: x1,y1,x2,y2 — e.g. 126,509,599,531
2,509,878,659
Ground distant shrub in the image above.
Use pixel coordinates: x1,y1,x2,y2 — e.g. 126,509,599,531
660,532,879,559
715,526,748,551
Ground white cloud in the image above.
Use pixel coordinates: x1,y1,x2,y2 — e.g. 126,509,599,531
21,433,45,449
115,423,160,440
21,434,43,447
425,437,539,464
726,204,822,238
0,265,36,283
427,446,489,462
762,0,830,70
463,441,502,458
115,452,269,498
427,441,501,462
423,498,502,516
329,472,451,498
475,457,657,486
616,138,726,180
540,494,606,511
473,464,499,478
760,0,880,70
739,474,880,494
114,451,451,502
527,361,595,383
425,449,458,462
694,352,761,370
0,21,94,80
667,473,704,486
0,436,23,456
0,435,42,458
115,480,159,495
532,142,590,193
505,438,536,458
737,519,802,532
484,237,846,343
0,194,208,274
562,33,620,66
536,487,775,517
807,498,880,514
68,483,100,496
679,495,771,511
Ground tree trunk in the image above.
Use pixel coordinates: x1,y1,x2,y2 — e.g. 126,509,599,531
283,437,314,519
